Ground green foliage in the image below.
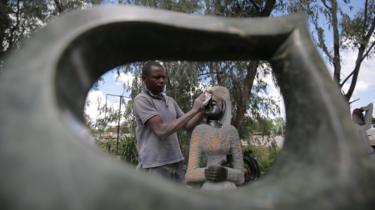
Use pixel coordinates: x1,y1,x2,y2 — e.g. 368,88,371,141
110,0,282,133
244,139,280,175
240,116,284,138
177,130,192,161
84,86,140,165
119,134,138,164
121,60,280,137
119,0,200,13
88,0,282,167
341,1,375,48
164,62,202,112
96,134,138,165
0,0,101,69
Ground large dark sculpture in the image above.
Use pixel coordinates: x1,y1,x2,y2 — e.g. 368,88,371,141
0,5,374,210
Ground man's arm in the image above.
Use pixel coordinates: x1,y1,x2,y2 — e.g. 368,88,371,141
184,111,204,130
146,93,205,139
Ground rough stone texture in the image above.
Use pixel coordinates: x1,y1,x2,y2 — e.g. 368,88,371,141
185,86,244,190
185,124,244,189
0,5,374,210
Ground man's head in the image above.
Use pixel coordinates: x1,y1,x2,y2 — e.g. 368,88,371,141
141,61,166,95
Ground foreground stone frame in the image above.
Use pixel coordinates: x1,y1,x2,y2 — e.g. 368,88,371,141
0,6,374,210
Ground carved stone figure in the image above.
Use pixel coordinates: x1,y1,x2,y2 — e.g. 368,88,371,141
352,103,374,153
185,86,244,190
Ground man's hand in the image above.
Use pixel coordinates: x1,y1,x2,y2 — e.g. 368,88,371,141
192,93,206,113
205,165,227,182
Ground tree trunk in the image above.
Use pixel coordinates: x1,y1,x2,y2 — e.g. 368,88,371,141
54,0,64,13
209,62,224,85
232,0,275,130
232,61,258,129
331,0,341,85
259,0,276,17
164,64,173,94
345,18,375,101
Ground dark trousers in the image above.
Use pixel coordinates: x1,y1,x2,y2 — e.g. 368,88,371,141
143,162,185,183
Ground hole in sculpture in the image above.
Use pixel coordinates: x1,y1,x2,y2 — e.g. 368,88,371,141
83,60,286,187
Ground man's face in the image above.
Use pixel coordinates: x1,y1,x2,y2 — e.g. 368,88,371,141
143,65,166,95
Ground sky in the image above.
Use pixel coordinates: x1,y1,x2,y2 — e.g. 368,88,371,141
315,0,375,109
85,71,134,122
84,1,374,123
335,48,375,108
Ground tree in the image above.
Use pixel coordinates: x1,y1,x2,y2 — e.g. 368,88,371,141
288,0,375,103
82,0,285,165
0,0,100,71
118,0,200,13
0,1,11,62
2,0,283,136
163,62,202,112
110,0,283,137
200,0,281,134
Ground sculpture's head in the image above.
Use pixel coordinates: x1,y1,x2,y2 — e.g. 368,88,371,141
205,94,226,121
352,108,365,125
205,86,232,126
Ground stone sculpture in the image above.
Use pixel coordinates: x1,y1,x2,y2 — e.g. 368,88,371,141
352,103,374,153
185,86,244,190
0,5,374,210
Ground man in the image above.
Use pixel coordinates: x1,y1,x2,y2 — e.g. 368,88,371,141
133,61,205,182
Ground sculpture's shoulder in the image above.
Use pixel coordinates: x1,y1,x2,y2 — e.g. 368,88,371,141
192,124,211,134
223,125,239,137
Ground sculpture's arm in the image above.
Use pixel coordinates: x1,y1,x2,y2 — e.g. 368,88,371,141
185,127,206,184
224,127,244,185
361,103,373,130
